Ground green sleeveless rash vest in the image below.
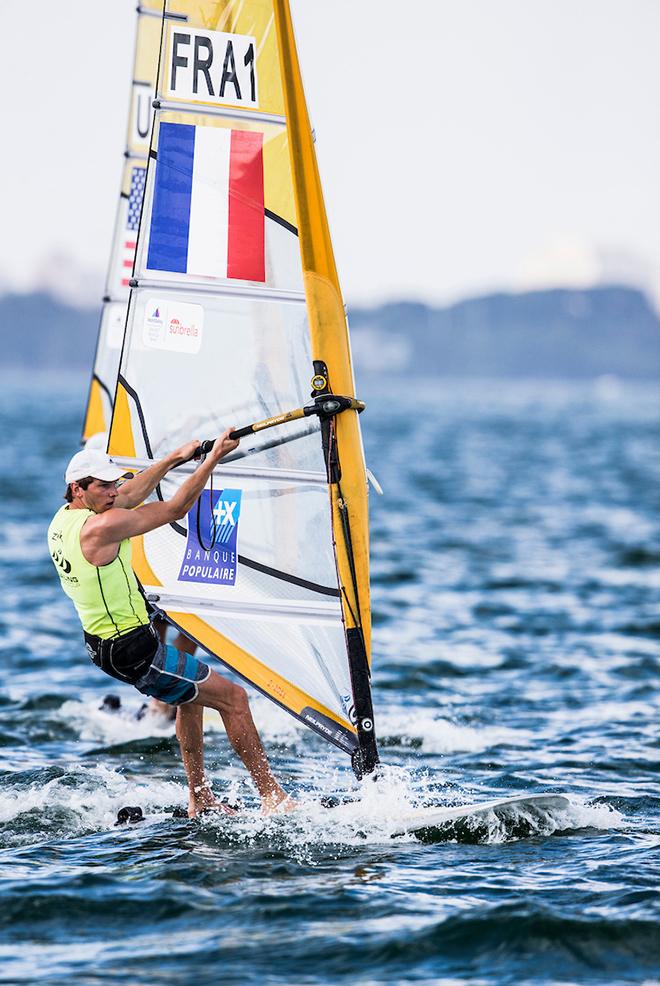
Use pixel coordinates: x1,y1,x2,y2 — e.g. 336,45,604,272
48,505,150,639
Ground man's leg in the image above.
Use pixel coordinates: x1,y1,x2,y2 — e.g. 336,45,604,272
152,628,292,814
168,632,223,816
191,671,292,814
175,702,230,817
148,621,190,720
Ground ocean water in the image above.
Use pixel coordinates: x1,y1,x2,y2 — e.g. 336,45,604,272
0,372,658,985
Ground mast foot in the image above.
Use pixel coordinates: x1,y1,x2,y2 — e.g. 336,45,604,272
351,747,380,781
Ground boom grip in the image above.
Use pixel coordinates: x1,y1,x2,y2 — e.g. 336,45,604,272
229,424,254,440
191,394,363,460
194,426,249,458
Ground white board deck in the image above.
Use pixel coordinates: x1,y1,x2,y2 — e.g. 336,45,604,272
119,792,573,836
391,793,572,836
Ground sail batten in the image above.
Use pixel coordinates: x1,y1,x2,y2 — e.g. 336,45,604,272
105,0,379,774
131,278,305,303
140,6,188,19
114,457,327,484
149,593,341,621
156,98,286,126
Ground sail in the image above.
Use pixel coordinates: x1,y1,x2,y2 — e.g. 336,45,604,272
107,0,378,775
82,1,170,441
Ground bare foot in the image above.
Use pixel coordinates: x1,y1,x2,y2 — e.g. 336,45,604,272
261,791,297,815
191,802,237,818
188,781,237,818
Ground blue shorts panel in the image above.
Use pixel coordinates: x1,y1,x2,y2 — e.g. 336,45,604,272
135,641,211,706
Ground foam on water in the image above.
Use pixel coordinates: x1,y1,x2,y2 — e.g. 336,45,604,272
57,697,176,745
378,711,530,754
0,762,186,840
2,376,658,984
193,767,624,850
53,693,529,759
0,750,622,853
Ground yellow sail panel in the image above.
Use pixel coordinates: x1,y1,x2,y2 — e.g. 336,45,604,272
132,534,163,588
81,378,106,442
108,380,137,458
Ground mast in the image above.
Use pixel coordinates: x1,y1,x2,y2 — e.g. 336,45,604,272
107,0,379,778
272,1,378,776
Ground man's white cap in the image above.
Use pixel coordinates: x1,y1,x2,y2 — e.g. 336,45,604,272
65,449,126,484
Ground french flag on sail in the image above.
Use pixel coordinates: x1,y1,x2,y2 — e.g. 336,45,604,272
147,122,265,282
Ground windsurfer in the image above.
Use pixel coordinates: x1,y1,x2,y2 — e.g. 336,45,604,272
48,435,293,817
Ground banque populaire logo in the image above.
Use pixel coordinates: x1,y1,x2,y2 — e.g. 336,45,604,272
178,489,242,587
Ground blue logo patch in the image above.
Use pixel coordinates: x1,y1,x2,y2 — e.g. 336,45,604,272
178,489,242,586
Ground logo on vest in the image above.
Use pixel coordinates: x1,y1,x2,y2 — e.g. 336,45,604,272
51,546,72,575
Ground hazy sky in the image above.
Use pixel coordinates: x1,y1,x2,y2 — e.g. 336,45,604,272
2,0,659,307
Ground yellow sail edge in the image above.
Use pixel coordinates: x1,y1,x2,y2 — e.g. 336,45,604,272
169,612,357,734
82,379,106,443
108,381,137,458
132,536,163,588
273,0,372,663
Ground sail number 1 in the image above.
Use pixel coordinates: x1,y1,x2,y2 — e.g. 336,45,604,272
166,26,258,109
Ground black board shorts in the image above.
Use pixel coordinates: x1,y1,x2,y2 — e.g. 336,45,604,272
84,624,211,705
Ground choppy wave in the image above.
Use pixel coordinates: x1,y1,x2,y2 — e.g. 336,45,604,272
1,376,658,985
0,742,623,856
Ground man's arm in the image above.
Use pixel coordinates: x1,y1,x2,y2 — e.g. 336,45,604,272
81,431,239,562
114,439,202,510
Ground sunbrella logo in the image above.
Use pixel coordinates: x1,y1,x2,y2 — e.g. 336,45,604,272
142,298,203,353
178,489,242,586
168,316,198,338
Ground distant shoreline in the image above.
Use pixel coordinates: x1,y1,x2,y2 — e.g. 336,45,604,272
2,283,658,378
